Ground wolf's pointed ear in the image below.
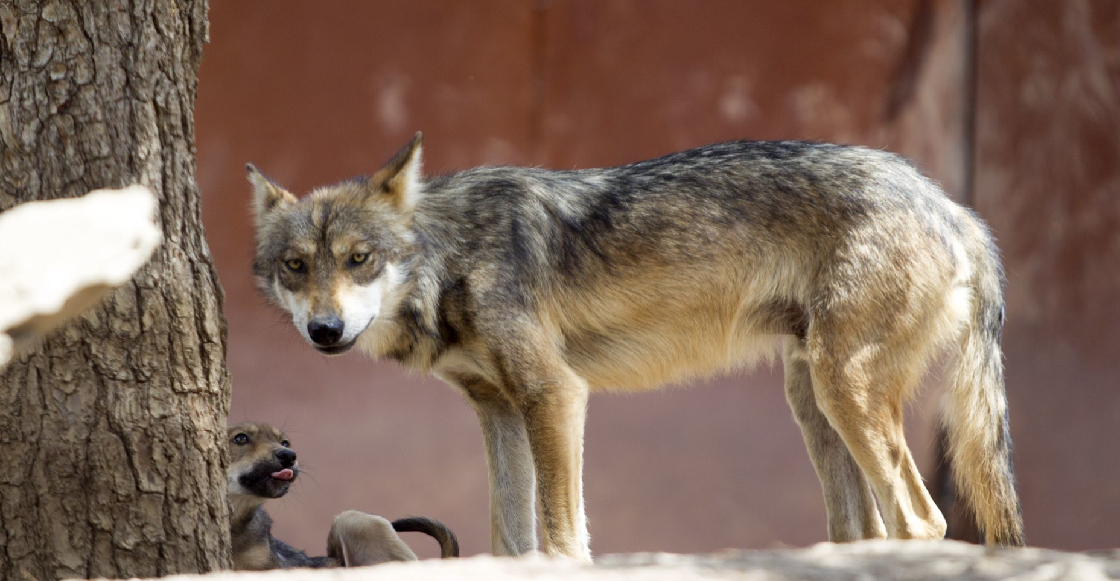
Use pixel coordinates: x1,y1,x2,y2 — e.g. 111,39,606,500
247,164,297,223
370,132,423,213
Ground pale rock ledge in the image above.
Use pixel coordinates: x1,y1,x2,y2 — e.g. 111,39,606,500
135,540,1118,581
0,186,161,368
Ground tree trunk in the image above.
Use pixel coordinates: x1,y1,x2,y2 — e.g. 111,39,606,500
0,1,231,579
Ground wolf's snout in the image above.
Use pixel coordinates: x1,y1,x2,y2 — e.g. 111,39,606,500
274,447,296,468
307,317,344,346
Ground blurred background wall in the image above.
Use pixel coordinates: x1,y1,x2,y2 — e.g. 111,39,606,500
195,0,1120,558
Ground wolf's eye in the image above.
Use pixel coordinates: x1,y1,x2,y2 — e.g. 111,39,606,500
284,258,304,272
349,252,369,265
232,433,250,445
280,440,290,448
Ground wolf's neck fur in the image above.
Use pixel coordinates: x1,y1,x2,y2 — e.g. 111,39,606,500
228,492,267,531
357,220,455,373
229,495,274,569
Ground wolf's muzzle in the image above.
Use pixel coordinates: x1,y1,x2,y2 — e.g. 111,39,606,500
275,447,296,468
308,316,344,346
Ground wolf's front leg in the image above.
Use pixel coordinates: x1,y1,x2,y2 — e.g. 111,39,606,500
520,375,591,561
478,314,593,561
465,382,539,557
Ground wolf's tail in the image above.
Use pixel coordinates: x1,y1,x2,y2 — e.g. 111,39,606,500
942,223,1024,546
392,516,460,558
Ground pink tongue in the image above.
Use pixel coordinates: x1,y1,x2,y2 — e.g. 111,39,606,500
271,468,294,481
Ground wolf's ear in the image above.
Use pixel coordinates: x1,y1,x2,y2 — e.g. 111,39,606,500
369,132,423,213
247,164,297,223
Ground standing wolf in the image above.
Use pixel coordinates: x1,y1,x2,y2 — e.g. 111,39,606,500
248,133,1024,560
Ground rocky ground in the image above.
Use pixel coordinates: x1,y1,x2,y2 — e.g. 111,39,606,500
137,541,1119,581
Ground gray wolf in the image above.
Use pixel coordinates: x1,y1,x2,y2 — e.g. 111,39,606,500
247,134,1024,559
226,422,458,569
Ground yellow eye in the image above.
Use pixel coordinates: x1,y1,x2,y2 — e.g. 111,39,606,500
284,258,304,272
350,252,369,265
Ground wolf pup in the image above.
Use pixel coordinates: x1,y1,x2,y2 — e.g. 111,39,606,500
248,134,1024,559
226,422,459,570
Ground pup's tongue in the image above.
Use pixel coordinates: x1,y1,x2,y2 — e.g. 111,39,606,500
271,468,294,481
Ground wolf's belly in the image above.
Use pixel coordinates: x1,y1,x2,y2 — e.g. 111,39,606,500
560,310,788,392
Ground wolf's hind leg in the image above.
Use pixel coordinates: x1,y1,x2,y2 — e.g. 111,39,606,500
807,318,947,541
784,340,886,541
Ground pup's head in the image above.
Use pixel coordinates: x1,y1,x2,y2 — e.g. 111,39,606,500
248,132,423,355
227,422,299,503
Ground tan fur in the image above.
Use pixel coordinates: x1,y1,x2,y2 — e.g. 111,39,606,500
233,543,276,572
227,423,296,526
328,511,418,566
250,136,1024,559
227,422,312,570
227,422,452,569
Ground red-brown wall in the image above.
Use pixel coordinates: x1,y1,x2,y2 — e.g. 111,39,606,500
195,0,1120,557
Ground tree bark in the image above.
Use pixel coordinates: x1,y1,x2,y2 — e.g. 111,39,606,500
0,1,231,579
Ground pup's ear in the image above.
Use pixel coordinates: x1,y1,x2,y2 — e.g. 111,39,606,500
369,132,423,213
246,164,297,223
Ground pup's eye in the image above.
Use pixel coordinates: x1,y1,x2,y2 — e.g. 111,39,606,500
349,252,369,265
232,433,250,445
280,440,290,448
284,258,304,272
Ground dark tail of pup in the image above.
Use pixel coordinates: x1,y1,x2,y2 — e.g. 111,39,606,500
392,517,460,558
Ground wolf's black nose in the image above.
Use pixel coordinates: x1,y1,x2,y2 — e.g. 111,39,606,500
275,447,296,467
308,317,344,346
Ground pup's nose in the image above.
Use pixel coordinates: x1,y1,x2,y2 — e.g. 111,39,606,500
307,317,344,346
275,447,296,468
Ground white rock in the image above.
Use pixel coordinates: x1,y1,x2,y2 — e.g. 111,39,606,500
96,541,1120,581
0,185,161,368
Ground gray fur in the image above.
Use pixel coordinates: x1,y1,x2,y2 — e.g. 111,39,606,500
251,137,1023,558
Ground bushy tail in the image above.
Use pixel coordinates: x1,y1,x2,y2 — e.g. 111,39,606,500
392,516,460,558
942,231,1024,546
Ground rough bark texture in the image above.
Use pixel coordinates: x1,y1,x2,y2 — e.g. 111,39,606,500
0,1,231,579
